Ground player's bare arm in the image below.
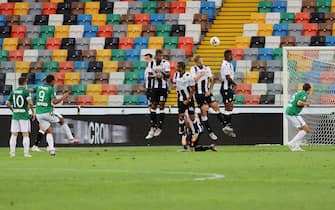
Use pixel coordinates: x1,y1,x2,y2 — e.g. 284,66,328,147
28,99,35,121
184,86,195,105
297,100,310,107
226,74,237,88
194,71,206,82
52,92,70,105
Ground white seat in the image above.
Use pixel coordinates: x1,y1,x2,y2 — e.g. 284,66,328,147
212,83,221,95
113,2,129,15
265,36,280,48
236,60,252,73
178,13,193,25
252,84,267,95
140,49,156,61
69,25,84,38
274,71,283,84
265,13,280,24
185,24,201,44
48,14,64,26
275,94,283,105
287,0,302,13
243,24,259,36
319,50,334,61
109,72,125,85
185,1,200,15
213,0,222,8
5,73,21,88
109,95,124,106
23,50,38,62
89,37,105,50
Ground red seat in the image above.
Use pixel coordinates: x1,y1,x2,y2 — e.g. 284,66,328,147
77,95,94,106
134,14,150,25
42,2,57,15
231,48,244,60
321,94,335,104
11,25,26,39
101,84,117,95
46,38,62,50
9,50,24,61
177,37,193,56
302,23,318,36
170,1,186,14
0,3,15,16
119,37,134,50
244,95,260,104
58,61,74,73
51,72,65,85
169,60,177,81
97,25,113,38
236,84,252,95
295,12,310,24
320,71,335,84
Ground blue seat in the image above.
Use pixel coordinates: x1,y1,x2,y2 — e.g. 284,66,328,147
312,60,328,72
328,84,335,94
304,71,320,83
77,14,92,25
200,1,215,20
2,95,8,105
27,84,37,90
0,38,3,50
84,25,98,38
272,1,287,13
126,49,141,62
138,95,148,105
325,36,335,46
273,23,288,36
35,72,49,85
231,60,237,71
150,14,165,25
258,48,274,60
138,72,145,83
134,37,148,50
74,61,89,72
0,15,6,26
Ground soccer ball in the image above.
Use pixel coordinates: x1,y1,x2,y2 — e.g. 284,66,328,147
210,37,220,47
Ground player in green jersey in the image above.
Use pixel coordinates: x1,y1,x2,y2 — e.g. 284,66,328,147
285,83,312,152
33,75,79,155
6,77,35,158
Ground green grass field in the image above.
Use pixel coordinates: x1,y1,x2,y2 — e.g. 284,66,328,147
1,146,335,210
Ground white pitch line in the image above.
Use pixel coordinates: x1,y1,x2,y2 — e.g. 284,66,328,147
194,173,225,181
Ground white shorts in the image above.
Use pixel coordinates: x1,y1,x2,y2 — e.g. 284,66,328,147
11,120,31,133
36,112,63,131
287,115,306,129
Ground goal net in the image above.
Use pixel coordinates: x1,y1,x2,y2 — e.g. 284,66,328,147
283,47,335,145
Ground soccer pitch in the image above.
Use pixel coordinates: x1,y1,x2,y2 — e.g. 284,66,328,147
1,146,335,210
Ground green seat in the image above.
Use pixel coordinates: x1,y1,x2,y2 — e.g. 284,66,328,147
79,0,91,2
273,48,282,60
112,49,126,61
164,36,178,49
72,84,87,95
125,72,140,84
143,1,157,14
156,24,171,37
44,61,59,72
258,1,272,13
132,61,146,72
106,14,121,25
289,72,305,83
288,60,297,72
40,26,55,39
314,84,329,94
317,0,331,12
234,94,245,104
0,50,9,62
124,95,139,105
280,13,295,23
32,38,46,50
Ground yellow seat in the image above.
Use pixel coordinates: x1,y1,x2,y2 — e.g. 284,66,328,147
54,25,70,38
92,14,107,26
3,38,18,51
127,24,142,38
243,71,259,84
86,84,102,96
52,50,68,62
148,37,164,49
15,61,30,73
93,95,109,105
103,61,118,72
258,24,273,36
96,49,112,61
332,1,335,12
14,2,29,15
85,2,100,14
235,36,250,48
64,72,80,85
250,13,266,24
297,58,312,72
288,50,304,61
50,0,64,3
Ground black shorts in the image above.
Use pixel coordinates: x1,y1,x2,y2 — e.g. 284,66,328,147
151,88,168,103
146,89,152,103
220,88,234,104
195,94,216,107
178,99,195,115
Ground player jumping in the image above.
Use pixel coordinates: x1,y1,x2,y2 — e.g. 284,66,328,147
144,53,154,109
286,83,311,152
6,77,35,158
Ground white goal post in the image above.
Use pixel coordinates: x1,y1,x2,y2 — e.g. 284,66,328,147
283,46,335,145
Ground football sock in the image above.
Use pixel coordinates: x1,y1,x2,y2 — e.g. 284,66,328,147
223,111,233,127
62,124,74,140
23,136,30,155
291,130,306,146
201,115,213,133
158,112,165,129
192,120,199,133
195,146,211,152
178,119,185,134
9,135,17,154
150,110,157,128
34,130,45,146
46,133,54,150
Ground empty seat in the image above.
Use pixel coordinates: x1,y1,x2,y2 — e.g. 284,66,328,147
9,50,23,61
310,36,326,46
86,83,102,96
63,96,78,106
11,25,26,39
267,84,283,95
74,61,88,72
295,12,310,24
259,1,273,13
178,37,193,56
193,13,209,32
260,95,275,104
97,25,112,38
266,12,281,24
72,84,86,95
84,25,98,38
243,23,258,36
85,2,100,15
77,14,92,25
251,60,267,72
92,14,106,26
134,14,150,25
75,38,90,51
126,49,140,62
265,36,281,48
69,25,84,38
186,1,200,15
112,49,126,61
16,61,30,73
273,23,288,36
280,12,295,23
258,48,274,60
250,13,266,24
82,50,96,62
63,14,77,25
48,14,64,26
171,1,185,14
99,1,113,14
320,71,335,83
231,48,244,60
113,1,128,15
109,72,125,84
77,95,93,106
64,72,80,85
89,37,105,50
103,61,118,73
117,84,132,95
105,37,119,49
88,61,103,72
38,50,53,62
302,0,317,12
170,49,185,62
21,15,34,27
94,72,109,84
52,49,67,62
34,15,49,25
317,0,331,12
186,24,201,44
150,13,165,25
310,12,325,23
109,95,124,106
128,2,142,14
18,38,32,50
295,36,311,46
235,36,251,48
29,3,42,16
67,50,82,61
326,36,335,46
71,2,85,15
96,49,111,62
244,48,258,60
165,14,179,25
250,36,265,48
106,14,121,25
200,1,215,20
23,50,38,62
259,71,274,83
127,24,142,38
42,2,57,15
54,25,70,38
80,72,95,85
258,24,273,36
252,83,267,95
118,61,132,72
267,60,282,72
325,12,335,23
46,38,61,50
26,26,40,39
244,95,260,105
319,22,332,35
287,23,303,36
112,24,127,38
61,38,75,50
3,38,18,51
142,25,156,37
58,61,74,73
272,1,287,13
0,50,8,62
148,36,163,49
280,36,296,47
40,25,55,39
236,83,252,95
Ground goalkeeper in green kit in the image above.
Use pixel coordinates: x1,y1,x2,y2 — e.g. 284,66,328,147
285,83,311,152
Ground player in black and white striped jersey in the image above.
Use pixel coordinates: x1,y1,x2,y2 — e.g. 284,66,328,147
145,50,171,140
190,55,228,141
144,53,154,107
